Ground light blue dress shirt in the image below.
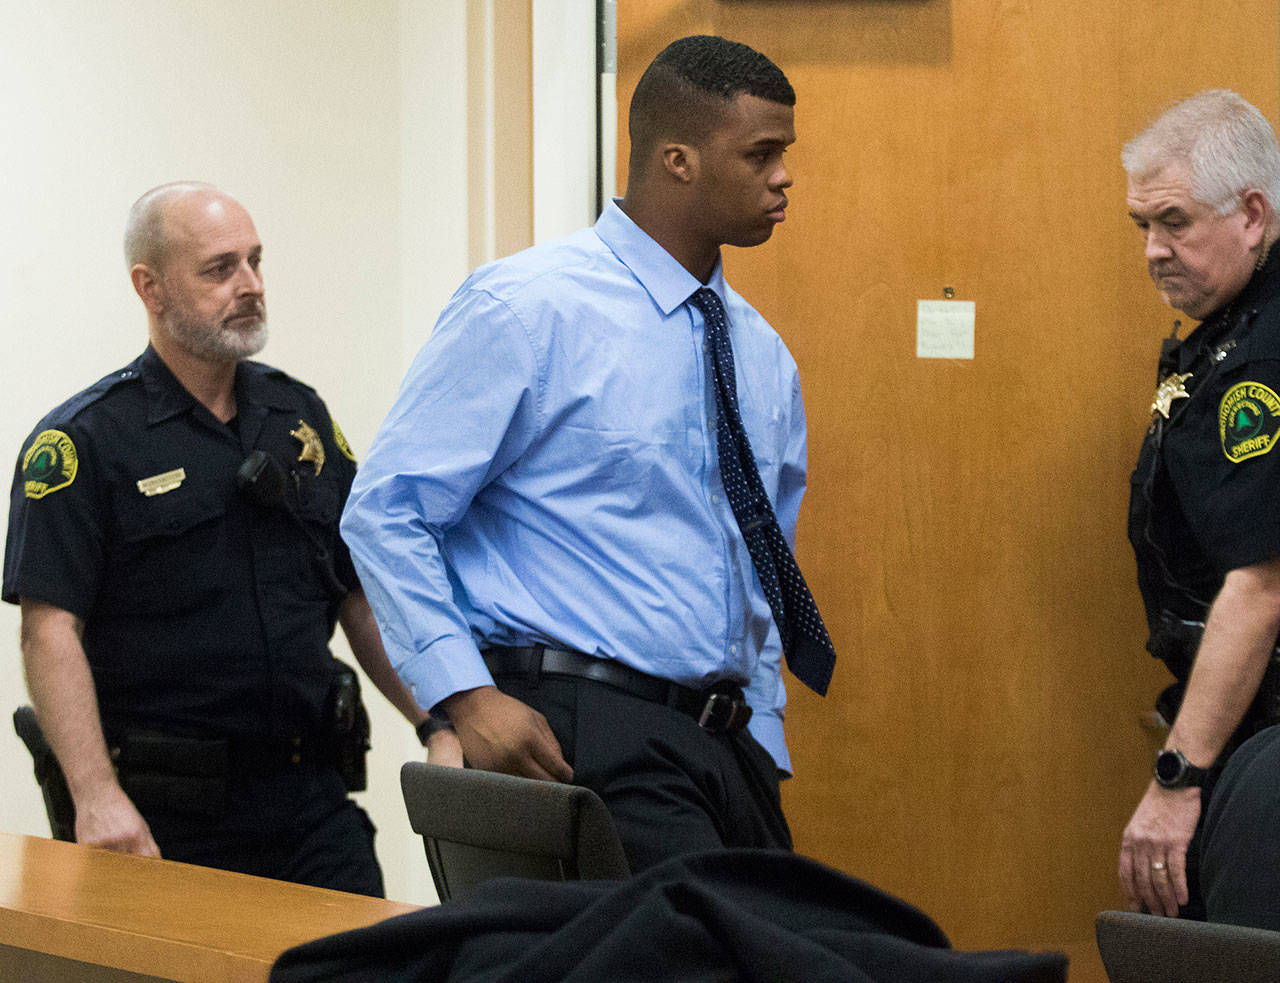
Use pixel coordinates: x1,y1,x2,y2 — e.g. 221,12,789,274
341,201,809,772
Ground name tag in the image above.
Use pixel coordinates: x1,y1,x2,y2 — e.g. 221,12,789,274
136,468,186,497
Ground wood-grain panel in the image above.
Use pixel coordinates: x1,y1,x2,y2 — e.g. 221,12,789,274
618,0,1279,963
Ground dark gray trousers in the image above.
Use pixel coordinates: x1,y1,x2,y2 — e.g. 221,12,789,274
493,671,792,874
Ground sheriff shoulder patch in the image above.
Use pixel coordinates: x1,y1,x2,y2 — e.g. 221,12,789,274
331,415,356,463
23,429,79,498
1220,382,1280,463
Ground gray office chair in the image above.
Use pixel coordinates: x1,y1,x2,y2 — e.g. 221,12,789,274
1096,910,1280,982
399,761,630,902
13,705,75,842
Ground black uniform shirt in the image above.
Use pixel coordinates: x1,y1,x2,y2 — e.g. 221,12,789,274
1129,251,1280,632
2,347,360,740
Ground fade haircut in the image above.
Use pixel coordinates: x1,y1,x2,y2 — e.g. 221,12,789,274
1122,90,1280,218
123,181,218,270
628,35,794,176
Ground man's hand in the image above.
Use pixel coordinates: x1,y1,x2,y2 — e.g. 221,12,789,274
1117,562,1280,917
74,783,161,857
425,726,465,768
19,599,160,859
442,686,573,782
1118,781,1201,917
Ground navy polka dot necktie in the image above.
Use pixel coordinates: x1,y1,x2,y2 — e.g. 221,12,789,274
690,287,836,696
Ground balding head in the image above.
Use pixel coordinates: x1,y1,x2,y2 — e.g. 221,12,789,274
126,182,267,364
124,181,238,272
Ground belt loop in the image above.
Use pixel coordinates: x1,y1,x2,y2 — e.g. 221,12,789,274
531,644,546,687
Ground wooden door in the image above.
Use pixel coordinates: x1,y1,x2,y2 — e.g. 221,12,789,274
618,0,1280,959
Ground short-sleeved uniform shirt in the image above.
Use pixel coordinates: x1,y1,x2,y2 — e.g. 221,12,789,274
2,346,360,741
1129,252,1280,641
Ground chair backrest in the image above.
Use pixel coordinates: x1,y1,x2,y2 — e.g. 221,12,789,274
399,761,630,902
1096,910,1280,983
12,705,75,842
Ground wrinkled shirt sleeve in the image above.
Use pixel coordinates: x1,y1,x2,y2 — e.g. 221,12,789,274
340,285,540,711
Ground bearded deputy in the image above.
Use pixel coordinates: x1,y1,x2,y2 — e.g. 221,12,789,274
3,182,459,895
1119,90,1280,925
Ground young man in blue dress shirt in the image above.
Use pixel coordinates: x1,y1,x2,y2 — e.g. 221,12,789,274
343,35,826,872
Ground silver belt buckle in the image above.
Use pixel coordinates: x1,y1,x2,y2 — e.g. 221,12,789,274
698,692,729,729
698,691,749,732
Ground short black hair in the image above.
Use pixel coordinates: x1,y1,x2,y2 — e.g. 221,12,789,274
628,35,794,175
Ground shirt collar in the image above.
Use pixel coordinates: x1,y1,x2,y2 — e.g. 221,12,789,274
1189,245,1280,337
593,199,728,315
139,345,290,426
1236,242,1280,315
140,346,198,425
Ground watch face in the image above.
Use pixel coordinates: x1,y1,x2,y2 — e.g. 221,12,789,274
1155,750,1184,784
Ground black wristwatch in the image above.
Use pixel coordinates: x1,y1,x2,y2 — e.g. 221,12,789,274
1154,749,1210,789
416,714,454,746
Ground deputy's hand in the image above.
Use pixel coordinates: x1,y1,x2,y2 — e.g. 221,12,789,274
74,784,161,858
425,725,465,768
1118,781,1201,917
442,686,573,782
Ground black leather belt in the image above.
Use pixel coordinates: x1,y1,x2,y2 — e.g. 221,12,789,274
482,645,753,734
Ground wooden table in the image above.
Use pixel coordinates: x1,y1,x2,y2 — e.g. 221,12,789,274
0,831,420,982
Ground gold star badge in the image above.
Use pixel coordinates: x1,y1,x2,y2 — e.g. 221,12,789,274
290,420,325,476
1152,372,1193,421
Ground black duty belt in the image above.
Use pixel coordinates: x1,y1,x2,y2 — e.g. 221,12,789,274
229,734,327,774
109,729,326,778
482,645,753,734
1150,609,1280,734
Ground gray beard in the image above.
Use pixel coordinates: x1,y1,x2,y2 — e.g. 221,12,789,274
165,314,268,361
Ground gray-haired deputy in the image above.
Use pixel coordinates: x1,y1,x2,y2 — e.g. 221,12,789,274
1120,89,1280,928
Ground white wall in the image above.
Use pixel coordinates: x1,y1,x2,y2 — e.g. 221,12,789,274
0,0,597,909
531,0,599,241
0,0,453,907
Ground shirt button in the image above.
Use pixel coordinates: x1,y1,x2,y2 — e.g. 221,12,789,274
730,644,739,655
711,493,721,504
